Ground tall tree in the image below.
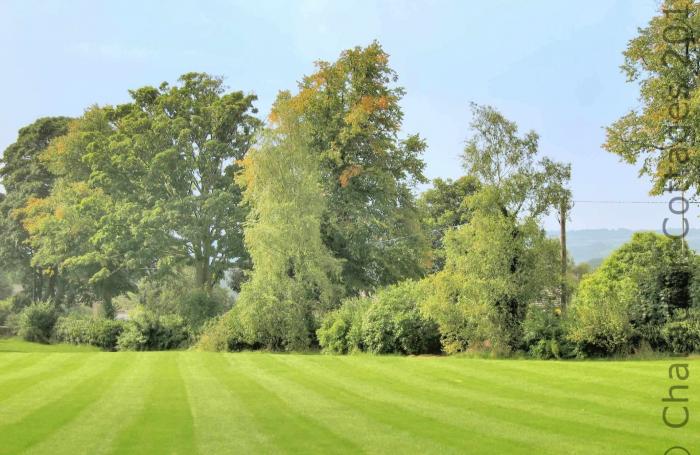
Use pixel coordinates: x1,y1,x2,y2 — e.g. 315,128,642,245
41,73,261,292
427,104,570,352
235,100,342,350
18,180,136,316
0,116,71,301
604,0,700,195
270,42,430,294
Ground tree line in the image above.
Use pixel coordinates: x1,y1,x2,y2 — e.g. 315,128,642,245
2,1,700,356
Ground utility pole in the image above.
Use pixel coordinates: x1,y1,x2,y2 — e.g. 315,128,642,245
559,199,568,310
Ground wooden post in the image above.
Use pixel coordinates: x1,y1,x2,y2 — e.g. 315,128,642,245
559,200,568,309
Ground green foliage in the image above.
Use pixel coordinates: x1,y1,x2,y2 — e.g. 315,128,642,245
17,301,57,343
130,269,231,330
18,178,135,312
28,74,261,299
116,312,192,351
662,309,700,354
115,324,148,351
272,42,430,294
566,274,637,357
0,271,12,300
317,297,370,354
424,211,561,354
418,176,480,272
566,232,698,357
196,310,251,352
318,280,440,355
235,101,342,351
54,315,125,350
361,281,440,355
177,290,227,330
0,299,12,326
421,104,568,354
523,304,572,359
0,117,71,303
604,0,700,195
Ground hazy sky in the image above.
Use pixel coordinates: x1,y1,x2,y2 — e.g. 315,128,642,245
1,0,686,231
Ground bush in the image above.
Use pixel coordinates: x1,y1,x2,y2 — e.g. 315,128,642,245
196,310,252,352
317,297,369,354
662,310,700,354
177,290,227,330
421,272,495,355
10,294,32,313
116,312,192,351
523,304,572,359
54,316,125,350
17,301,58,343
116,324,149,351
0,299,12,326
128,270,232,331
361,281,440,355
566,275,636,357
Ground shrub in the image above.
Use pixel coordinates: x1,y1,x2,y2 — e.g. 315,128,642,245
17,301,57,343
361,281,440,355
116,312,192,351
54,316,125,350
421,273,495,355
0,299,12,326
116,324,148,351
662,309,700,354
523,304,572,359
196,310,252,352
177,290,226,330
10,294,32,313
566,275,636,357
317,297,370,354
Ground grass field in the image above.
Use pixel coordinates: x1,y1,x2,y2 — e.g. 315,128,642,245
0,339,698,455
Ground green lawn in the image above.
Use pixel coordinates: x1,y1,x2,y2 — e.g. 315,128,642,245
0,339,698,454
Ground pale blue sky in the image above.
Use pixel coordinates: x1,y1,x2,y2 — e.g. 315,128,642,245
1,0,684,230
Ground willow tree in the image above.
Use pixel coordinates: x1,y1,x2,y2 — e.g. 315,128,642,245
235,100,342,350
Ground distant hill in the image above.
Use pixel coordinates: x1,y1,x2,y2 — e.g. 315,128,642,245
546,228,700,265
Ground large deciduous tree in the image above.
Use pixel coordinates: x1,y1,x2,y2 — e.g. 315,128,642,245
270,42,430,295
604,0,700,195
0,116,71,301
37,73,260,293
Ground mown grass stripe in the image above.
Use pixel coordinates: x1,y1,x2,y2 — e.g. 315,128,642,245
333,355,668,453
0,354,77,384
0,354,90,404
260,353,538,454
232,353,464,455
0,353,130,455
0,353,34,370
22,353,153,455
0,353,106,425
353,356,660,429
107,353,197,455
179,352,277,454
207,352,363,454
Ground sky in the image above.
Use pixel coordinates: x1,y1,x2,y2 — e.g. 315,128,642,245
0,0,687,231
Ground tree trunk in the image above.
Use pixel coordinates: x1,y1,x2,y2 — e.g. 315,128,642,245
102,289,115,319
559,201,568,309
195,256,211,292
